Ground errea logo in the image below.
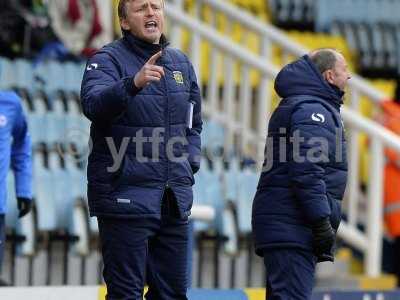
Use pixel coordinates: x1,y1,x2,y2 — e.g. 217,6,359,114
86,63,98,71
0,115,7,127
311,113,325,123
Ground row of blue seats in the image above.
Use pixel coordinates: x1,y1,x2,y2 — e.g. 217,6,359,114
6,152,258,237
27,111,91,146
26,117,223,153
0,57,85,94
194,157,258,235
331,21,400,76
268,0,314,29
20,91,224,152
5,121,258,284
6,151,89,233
315,0,400,31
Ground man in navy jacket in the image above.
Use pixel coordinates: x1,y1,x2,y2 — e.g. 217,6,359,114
0,91,32,285
80,0,202,299
252,49,350,300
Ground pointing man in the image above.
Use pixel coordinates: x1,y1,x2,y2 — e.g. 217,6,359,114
81,0,202,299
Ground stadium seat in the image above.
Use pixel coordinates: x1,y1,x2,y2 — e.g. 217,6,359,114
0,57,18,90
370,24,386,71
5,172,19,228
355,23,374,73
5,172,37,285
33,150,57,231
46,150,76,230
223,157,240,203
331,21,358,54
235,165,258,236
64,62,85,95
28,96,49,145
395,24,400,75
33,148,84,284
14,59,34,92
202,120,225,153
47,96,67,144
220,157,242,284
221,161,259,287
193,158,223,232
192,157,229,287
382,24,398,72
287,31,355,70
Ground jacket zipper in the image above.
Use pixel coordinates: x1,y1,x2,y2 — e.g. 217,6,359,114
161,50,170,191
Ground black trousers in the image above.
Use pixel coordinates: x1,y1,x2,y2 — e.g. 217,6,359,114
98,189,189,300
0,214,4,273
263,248,317,300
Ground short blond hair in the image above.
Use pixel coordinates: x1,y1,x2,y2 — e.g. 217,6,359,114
118,0,165,20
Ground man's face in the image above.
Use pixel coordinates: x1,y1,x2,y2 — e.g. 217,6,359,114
121,0,164,44
325,53,351,91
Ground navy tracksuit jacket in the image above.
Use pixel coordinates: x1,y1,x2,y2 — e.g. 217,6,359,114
81,33,202,300
252,55,348,299
81,34,202,219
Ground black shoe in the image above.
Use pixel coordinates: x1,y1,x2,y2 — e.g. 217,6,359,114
0,278,9,286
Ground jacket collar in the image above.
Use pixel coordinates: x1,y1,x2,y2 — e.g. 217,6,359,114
328,83,345,108
123,32,169,60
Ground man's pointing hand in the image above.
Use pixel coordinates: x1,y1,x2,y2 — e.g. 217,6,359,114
134,51,165,88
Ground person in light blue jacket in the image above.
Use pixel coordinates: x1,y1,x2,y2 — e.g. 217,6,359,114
0,90,32,285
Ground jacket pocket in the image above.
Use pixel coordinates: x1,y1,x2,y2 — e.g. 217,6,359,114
328,196,342,230
183,159,195,185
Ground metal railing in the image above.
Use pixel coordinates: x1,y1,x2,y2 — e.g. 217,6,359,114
165,0,400,277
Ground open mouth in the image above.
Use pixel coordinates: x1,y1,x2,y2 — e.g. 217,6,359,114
145,21,158,30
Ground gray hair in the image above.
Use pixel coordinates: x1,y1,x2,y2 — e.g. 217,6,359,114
309,49,338,74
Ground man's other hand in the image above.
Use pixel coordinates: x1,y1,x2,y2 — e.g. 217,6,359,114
312,217,335,262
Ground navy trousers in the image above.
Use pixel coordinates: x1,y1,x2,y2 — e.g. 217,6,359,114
98,189,189,300
0,214,5,273
263,249,317,300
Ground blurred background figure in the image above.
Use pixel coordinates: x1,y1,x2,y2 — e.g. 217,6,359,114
380,97,400,287
0,0,110,61
0,90,33,286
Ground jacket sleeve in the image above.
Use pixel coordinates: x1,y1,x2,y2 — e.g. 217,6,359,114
80,52,141,123
186,62,202,174
288,103,335,224
11,98,32,199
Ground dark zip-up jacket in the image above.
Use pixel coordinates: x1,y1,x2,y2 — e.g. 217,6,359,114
80,33,202,219
252,55,348,255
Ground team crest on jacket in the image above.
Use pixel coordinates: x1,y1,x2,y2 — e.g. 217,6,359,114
173,71,184,84
0,115,7,127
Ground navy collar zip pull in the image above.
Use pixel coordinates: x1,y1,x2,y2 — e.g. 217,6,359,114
123,32,169,63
